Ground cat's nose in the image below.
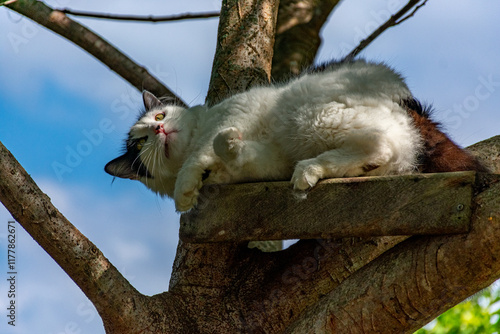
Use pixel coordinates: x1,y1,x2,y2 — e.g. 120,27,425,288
155,124,164,134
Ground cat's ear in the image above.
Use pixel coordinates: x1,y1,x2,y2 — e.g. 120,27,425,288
142,90,163,111
105,154,140,180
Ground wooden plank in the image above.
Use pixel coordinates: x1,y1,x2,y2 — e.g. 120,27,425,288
180,172,475,243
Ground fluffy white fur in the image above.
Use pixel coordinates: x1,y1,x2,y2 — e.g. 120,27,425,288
106,60,422,211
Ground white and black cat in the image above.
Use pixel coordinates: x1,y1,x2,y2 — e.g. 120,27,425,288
105,60,486,212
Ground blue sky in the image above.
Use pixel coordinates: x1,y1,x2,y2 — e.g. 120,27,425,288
0,1,499,333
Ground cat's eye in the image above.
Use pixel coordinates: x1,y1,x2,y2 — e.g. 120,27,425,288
136,138,147,150
155,112,165,121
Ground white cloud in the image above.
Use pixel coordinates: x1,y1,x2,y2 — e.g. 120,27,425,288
109,237,151,265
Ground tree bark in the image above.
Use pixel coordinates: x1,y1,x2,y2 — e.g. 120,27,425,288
468,135,500,173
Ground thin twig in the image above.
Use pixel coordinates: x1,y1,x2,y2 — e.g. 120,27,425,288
395,0,428,25
1,0,18,5
343,0,428,61
58,8,220,23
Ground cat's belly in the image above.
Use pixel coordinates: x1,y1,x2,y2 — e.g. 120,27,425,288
275,100,418,163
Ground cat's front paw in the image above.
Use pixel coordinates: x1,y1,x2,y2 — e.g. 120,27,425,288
213,127,243,162
291,160,324,190
174,177,203,212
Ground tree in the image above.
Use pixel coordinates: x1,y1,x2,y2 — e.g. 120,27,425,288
1,0,499,333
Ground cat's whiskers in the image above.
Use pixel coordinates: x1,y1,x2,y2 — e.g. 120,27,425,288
139,146,155,183
136,138,167,191
152,139,169,192
151,140,160,174
133,151,147,181
141,138,170,196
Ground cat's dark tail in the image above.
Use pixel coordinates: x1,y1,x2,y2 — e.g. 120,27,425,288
400,98,489,173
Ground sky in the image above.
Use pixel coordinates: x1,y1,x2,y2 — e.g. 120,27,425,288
0,0,499,333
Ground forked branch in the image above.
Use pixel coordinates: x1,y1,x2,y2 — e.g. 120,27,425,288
0,141,146,329
343,0,428,61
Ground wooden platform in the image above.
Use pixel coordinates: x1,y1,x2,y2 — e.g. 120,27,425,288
179,172,476,243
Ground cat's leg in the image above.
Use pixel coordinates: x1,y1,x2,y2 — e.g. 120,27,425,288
174,154,215,212
213,127,243,162
213,127,266,170
213,127,288,180
291,132,395,190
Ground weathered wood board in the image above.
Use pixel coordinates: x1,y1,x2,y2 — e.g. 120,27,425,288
180,172,475,243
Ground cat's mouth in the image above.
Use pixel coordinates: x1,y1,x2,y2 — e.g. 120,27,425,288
155,126,178,158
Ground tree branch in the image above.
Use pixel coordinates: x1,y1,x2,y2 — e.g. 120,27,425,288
343,0,428,61
395,0,428,25
0,140,148,330
272,0,341,80
236,236,410,332
6,0,186,106
56,8,220,23
468,135,500,173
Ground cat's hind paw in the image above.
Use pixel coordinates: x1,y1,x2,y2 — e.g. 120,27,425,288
291,160,324,190
213,127,243,162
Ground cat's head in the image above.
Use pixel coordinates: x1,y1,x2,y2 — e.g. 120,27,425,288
105,91,195,196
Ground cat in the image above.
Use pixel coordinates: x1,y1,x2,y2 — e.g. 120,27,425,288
105,59,486,212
